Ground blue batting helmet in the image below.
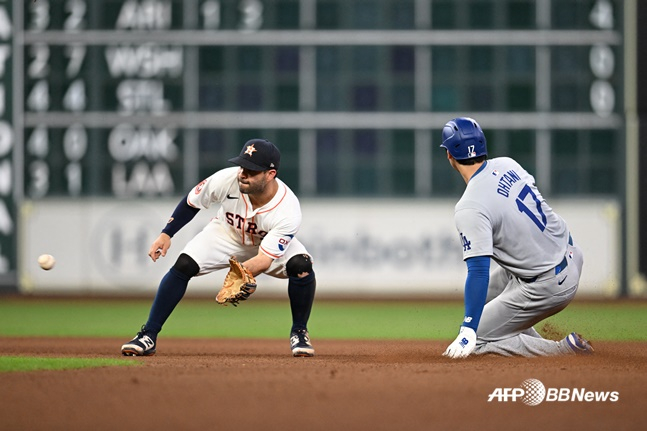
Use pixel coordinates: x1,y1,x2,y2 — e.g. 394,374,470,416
440,117,487,160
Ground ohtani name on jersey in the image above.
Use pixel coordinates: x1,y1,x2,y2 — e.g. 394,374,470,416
225,212,268,238
496,170,522,197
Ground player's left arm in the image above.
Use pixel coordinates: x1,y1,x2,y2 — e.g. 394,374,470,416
242,251,274,277
243,223,297,276
244,193,302,277
443,256,490,358
256,214,301,264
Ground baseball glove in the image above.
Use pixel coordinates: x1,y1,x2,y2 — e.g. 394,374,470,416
216,257,257,307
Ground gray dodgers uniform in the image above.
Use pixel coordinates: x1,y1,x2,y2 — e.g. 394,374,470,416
455,157,584,357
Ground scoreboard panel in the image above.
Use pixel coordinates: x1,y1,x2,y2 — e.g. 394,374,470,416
0,0,631,287
14,0,625,198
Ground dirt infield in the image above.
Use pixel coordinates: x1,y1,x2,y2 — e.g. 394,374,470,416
1,337,645,431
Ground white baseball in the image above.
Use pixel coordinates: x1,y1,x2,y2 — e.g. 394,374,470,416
37,254,56,270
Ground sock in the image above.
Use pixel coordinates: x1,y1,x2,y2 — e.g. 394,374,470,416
144,267,191,337
288,271,316,332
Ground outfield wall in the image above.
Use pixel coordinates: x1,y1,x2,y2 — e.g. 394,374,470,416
19,198,620,297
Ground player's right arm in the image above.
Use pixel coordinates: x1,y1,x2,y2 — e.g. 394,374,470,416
148,232,172,262
186,168,238,209
148,196,201,262
149,168,237,262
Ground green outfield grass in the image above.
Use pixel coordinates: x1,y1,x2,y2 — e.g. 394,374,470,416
1,297,645,341
1,297,644,372
0,356,139,373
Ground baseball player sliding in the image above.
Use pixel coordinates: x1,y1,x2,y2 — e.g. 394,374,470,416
440,117,593,358
121,139,316,357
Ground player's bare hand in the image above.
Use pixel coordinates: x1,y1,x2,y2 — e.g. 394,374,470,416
443,326,477,359
148,233,171,262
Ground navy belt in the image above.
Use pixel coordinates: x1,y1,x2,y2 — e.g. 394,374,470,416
519,232,572,284
554,255,568,276
519,256,568,283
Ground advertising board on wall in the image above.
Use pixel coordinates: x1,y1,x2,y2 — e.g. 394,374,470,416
20,198,620,298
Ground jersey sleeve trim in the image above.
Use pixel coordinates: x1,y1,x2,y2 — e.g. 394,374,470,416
260,245,280,259
186,195,199,208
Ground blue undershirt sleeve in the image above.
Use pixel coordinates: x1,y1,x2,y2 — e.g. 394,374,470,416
462,256,491,331
161,196,200,238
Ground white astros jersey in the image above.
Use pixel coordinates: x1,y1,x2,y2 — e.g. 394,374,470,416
186,167,302,261
454,157,570,278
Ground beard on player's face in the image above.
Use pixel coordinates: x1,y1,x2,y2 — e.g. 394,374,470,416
238,170,268,195
239,180,265,195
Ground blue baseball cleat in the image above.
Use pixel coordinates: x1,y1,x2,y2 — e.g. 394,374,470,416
565,332,594,355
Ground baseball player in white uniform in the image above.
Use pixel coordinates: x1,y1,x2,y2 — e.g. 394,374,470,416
440,117,594,358
121,139,316,357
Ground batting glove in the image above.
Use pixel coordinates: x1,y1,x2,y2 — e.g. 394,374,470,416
443,326,477,359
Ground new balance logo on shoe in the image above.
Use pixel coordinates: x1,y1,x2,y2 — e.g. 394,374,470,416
141,336,155,350
121,327,157,356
